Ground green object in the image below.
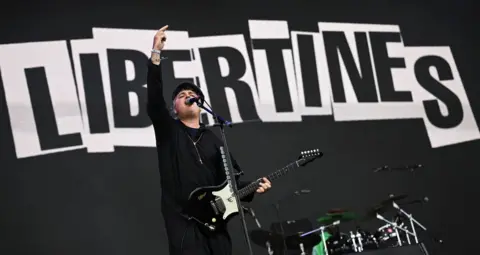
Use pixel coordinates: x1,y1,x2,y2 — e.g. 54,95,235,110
312,231,332,255
316,212,357,224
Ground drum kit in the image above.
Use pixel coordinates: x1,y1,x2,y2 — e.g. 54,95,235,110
249,194,432,255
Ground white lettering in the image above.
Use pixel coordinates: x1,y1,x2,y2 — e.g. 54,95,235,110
0,22,477,160
70,39,115,153
318,22,422,121
248,20,301,122
405,46,480,147
0,41,84,158
91,28,194,147
291,31,332,116
190,34,260,124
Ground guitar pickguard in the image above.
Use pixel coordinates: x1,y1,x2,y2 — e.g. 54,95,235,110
212,184,238,220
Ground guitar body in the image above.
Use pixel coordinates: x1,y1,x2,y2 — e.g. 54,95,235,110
183,148,322,232
183,180,239,232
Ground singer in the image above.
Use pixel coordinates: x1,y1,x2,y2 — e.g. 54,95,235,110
147,25,272,255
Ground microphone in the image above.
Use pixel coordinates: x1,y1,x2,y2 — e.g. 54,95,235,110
294,189,311,196
373,164,423,172
185,96,203,106
244,206,262,228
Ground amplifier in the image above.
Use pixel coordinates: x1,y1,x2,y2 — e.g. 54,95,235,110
348,244,429,255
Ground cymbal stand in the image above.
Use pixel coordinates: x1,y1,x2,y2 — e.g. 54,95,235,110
299,243,306,255
300,220,340,255
266,241,273,255
393,201,427,244
399,221,412,245
349,231,359,252
376,214,414,246
391,214,411,245
350,230,364,252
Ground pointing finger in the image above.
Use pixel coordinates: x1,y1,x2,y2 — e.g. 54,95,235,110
159,25,169,31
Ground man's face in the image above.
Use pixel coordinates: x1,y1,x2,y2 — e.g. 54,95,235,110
174,89,201,119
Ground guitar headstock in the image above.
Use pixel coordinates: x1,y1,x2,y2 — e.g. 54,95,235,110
298,149,323,166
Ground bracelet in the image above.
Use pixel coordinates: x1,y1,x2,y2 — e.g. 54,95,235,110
151,49,161,54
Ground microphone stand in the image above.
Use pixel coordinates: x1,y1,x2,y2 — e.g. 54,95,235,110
197,102,254,255
272,202,288,255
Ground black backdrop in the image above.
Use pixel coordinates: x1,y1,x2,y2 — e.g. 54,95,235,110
1,1,478,254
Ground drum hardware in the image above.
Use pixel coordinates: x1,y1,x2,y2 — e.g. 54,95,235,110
250,228,322,254
393,201,426,243
285,232,322,252
265,241,273,255
300,220,340,255
376,214,412,247
249,229,284,253
349,231,360,252
363,194,409,220
376,221,406,248
250,194,440,254
364,228,379,248
299,242,306,255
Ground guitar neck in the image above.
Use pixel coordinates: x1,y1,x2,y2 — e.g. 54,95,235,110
238,161,299,199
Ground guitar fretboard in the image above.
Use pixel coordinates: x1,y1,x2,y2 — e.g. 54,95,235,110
238,161,298,199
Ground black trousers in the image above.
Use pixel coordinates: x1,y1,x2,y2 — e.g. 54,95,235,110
167,221,232,255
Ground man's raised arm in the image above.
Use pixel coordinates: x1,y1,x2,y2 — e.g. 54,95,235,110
147,25,173,135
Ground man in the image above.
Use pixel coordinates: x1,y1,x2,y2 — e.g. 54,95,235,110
147,25,272,255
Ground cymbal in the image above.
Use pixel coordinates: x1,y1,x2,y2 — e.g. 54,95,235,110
285,233,322,250
317,211,357,225
379,194,408,204
249,229,284,248
364,194,408,219
327,208,349,214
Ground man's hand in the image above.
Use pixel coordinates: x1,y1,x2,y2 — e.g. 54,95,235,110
151,25,168,65
256,178,272,194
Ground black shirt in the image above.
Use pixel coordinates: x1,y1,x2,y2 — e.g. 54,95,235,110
185,126,198,138
146,60,253,249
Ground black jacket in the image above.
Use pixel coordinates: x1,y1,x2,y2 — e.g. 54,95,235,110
146,60,254,249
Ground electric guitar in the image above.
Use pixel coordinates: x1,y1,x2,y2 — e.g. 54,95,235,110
183,149,323,232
